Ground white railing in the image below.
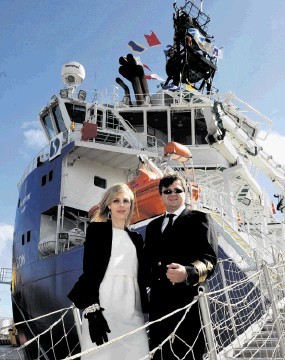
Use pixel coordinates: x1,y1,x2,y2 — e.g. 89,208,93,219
0,268,12,285
17,125,162,192
4,258,285,360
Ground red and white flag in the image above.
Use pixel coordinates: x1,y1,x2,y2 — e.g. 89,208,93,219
134,56,152,72
145,73,165,81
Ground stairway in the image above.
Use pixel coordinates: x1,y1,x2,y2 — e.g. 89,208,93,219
210,212,256,268
210,211,275,266
229,319,285,359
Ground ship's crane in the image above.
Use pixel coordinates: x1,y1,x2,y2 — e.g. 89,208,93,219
203,92,285,197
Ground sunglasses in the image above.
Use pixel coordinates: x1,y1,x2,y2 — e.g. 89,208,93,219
162,188,184,195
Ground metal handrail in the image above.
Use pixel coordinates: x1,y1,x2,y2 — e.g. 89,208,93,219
0,268,12,284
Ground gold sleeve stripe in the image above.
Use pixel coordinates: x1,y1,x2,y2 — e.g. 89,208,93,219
191,260,213,284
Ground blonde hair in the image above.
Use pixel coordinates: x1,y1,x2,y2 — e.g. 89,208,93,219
96,183,134,226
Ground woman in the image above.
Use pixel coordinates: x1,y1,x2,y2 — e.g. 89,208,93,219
68,183,149,359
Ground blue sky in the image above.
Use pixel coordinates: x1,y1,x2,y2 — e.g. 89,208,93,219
1,0,285,317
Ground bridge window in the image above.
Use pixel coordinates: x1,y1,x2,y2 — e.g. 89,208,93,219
195,110,208,144
147,111,168,144
42,113,56,140
65,103,86,124
52,105,67,133
171,112,192,145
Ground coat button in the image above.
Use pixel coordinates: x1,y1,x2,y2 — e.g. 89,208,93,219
158,278,160,281
158,261,162,266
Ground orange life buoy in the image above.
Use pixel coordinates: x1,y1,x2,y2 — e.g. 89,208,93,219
164,141,192,162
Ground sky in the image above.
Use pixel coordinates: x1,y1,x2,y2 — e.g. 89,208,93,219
1,0,285,318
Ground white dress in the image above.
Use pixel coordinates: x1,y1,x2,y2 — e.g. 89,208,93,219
81,228,149,359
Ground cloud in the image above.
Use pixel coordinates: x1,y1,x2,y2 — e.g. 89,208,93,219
0,223,13,268
21,120,48,149
257,131,285,166
23,129,48,149
21,121,39,129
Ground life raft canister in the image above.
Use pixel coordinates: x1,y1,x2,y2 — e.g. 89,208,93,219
164,141,192,162
128,168,165,224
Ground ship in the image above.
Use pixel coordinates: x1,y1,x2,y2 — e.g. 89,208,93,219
7,1,285,359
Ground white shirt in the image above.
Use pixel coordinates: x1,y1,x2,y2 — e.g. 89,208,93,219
161,205,186,232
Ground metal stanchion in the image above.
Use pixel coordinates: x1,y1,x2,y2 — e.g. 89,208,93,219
72,305,82,345
198,286,218,360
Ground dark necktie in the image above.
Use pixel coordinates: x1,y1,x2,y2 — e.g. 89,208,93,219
163,214,175,235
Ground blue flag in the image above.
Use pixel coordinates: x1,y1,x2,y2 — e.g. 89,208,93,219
128,41,147,53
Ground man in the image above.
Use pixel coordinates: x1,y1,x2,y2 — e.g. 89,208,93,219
144,173,217,360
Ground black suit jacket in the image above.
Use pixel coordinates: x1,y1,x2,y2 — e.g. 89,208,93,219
67,220,149,312
144,208,217,314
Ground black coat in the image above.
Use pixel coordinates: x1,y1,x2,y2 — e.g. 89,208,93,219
67,220,149,312
144,208,217,359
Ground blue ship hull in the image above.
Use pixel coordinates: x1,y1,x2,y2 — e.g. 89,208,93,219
12,142,84,358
